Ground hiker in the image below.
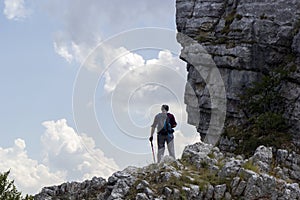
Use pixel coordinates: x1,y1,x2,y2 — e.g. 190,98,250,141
149,104,177,163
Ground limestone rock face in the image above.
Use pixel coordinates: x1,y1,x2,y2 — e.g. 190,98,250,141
34,177,107,200
176,0,300,141
34,144,300,199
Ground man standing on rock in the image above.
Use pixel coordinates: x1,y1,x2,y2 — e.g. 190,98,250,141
149,104,177,162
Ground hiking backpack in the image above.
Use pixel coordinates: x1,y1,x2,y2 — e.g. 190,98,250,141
159,114,176,135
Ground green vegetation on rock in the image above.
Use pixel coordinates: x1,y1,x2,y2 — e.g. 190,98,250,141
125,158,230,199
242,160,260,173
0,171,33,200
224,56,298,157
221,10,236,35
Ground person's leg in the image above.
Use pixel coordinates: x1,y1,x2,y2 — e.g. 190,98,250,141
167,134,175,159
157,134,165,163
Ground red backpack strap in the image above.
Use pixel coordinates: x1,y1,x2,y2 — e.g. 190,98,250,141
167,113,177,128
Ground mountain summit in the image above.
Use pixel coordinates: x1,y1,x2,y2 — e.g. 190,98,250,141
34,142,300,199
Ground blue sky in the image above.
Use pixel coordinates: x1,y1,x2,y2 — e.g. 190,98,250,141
0,0,199,194
0,1,77,158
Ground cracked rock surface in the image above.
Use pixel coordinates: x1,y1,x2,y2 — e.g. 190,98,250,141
34,143,300,199
176,0,300,142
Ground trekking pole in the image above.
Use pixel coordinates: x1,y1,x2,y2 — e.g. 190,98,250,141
150,141,156,163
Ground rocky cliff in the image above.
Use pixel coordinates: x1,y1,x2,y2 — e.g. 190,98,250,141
32,1,300,199
34,143,300,199
176,0,300,142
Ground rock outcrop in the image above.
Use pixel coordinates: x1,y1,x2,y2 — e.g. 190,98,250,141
34,143,300,199
176,0,300,141
32,2,300,199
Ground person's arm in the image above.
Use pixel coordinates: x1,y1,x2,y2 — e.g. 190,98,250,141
150,127,155,137
149,116,157,141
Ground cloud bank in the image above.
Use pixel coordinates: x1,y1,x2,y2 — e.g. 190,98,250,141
0,119,119,195
3,0,30,20
0,139,64,194
41,119,119,180
47,0,175,64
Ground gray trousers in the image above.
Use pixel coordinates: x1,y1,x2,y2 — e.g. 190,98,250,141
157,133,175,162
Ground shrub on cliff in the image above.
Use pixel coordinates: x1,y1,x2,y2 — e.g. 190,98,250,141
0,171,33,200
224,61,297,156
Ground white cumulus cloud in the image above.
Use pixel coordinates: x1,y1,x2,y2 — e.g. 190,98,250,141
53,31,99,64
93,48,200,156
3,0,30,20
102,47,145,92
0,139,66,194
53,42,74,63
41,119,119,181
104,49,187,114
43,0,174,63
0,119,119,195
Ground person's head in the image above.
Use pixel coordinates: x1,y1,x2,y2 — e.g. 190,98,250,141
161,104,169,113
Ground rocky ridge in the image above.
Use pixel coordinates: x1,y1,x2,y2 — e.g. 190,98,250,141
176,0,300,141
34,142,300,199
33,1,300,199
